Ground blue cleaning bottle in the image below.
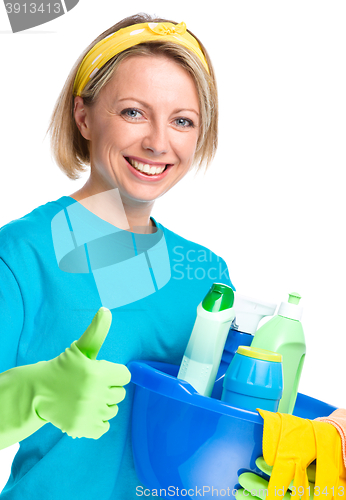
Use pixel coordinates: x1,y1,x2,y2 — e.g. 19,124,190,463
221,345,283,412
211,293,277,399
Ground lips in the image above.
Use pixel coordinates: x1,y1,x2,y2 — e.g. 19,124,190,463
126,157,167,175
124,157,173,181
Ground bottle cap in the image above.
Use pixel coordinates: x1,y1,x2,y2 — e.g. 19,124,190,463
202,283,234,312
277,292,303,321
237,345,282,363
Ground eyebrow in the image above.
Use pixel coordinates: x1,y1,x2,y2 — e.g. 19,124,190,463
117,97,200,116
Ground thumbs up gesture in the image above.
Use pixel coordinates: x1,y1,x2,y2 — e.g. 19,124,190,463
33,308,131,439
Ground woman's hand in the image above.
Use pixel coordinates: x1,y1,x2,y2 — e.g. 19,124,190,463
0,307,131,450
34,307,131,439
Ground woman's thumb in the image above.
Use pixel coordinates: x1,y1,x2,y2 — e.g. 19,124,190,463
75,307,112,360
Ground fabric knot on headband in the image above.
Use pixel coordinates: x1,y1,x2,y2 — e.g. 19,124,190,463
147,21,187,36
73,21,209,96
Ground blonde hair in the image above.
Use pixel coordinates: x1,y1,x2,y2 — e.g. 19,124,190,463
48,13,218,180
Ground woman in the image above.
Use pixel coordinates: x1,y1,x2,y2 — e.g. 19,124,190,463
0,13,234,499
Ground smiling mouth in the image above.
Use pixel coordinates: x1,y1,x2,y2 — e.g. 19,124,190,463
125,157,170,176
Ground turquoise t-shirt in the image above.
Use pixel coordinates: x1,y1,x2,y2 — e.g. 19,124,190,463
0,196,234,499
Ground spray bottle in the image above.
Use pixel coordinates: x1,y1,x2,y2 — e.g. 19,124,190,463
251,292,305,414
211,294,277,399
177,283,235,397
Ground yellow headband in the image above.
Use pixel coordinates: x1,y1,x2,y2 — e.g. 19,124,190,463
73,21,209,96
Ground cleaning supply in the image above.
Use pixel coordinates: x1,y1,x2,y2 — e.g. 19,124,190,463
212,294,276,399
236,472,294,500
236,462,314,500
177,283,235,397
257,409,346,500
313,421,346,495
236,457,316,499
255,455,317,484
221,346,283,412
129,356,338,493
260,411,313,500
0,308,131,449
251,292,305,414
316,409,346,467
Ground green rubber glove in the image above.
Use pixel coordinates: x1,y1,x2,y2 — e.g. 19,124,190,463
0,307,131,450
236,457,315,500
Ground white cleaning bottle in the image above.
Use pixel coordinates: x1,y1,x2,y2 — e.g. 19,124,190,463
177,283,235,397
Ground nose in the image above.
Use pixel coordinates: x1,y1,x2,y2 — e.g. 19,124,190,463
142,120,169,156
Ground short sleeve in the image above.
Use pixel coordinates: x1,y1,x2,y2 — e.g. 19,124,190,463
0,258,24,373
218,256,236,291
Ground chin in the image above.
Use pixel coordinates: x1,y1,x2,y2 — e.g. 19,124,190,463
122,181,169,202
121,187,163,204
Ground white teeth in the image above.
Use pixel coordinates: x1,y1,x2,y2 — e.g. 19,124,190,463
128,158,165,175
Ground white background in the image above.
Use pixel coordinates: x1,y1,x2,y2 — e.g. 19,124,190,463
1,0,345,489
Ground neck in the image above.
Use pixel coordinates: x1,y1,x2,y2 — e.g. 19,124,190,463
70,185,156,233
122,199,155,232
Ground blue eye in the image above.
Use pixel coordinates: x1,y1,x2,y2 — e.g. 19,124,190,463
175,118,194,128
121,108,142,119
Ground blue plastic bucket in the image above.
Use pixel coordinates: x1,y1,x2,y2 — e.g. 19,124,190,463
128,360,336,497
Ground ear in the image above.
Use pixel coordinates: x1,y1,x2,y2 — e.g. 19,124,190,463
74,96,92,140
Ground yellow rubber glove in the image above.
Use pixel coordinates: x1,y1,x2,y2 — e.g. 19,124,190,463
256,456,316,484
258,409,346,500
313,420,346,498
258,410,315,500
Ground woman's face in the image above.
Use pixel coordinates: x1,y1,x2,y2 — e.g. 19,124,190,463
75,55,200,207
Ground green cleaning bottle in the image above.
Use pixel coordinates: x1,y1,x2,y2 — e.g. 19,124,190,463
177,283,235,397
250,292,306,414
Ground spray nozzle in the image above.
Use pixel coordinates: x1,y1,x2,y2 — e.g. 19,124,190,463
231,294,277,334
